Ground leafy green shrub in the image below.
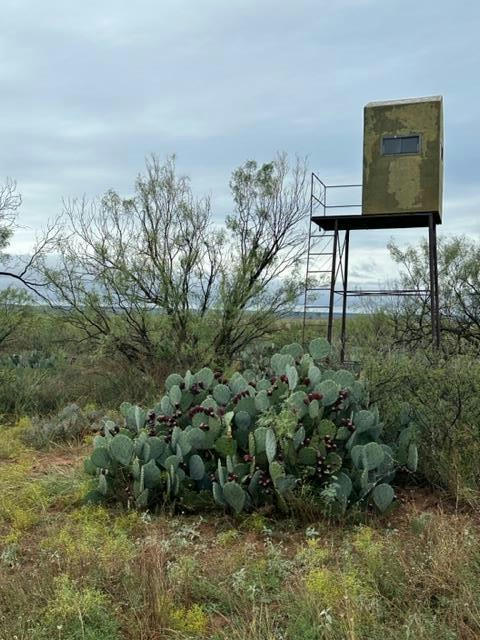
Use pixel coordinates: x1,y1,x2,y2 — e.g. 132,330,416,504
83,339,417,515
0,366,63,415
363,350,480,507
0,350,61,414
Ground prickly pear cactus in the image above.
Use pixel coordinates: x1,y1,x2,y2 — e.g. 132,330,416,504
84,337,416,515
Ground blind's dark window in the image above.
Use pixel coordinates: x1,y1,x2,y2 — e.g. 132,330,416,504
382,135,420,155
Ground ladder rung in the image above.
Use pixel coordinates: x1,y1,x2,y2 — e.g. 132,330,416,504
307,269,331,274
304,305,330,309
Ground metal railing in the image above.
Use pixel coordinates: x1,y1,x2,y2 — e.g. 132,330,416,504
311,173,362,216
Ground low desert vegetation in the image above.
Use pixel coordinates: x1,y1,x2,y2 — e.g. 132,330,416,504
82,338,417,518
0,161,479,638
0,421,479,639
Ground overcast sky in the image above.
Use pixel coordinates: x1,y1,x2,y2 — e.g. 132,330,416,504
2,0,480,286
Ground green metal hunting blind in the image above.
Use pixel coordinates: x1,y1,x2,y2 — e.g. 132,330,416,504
362,96,443,220
302,96,444,360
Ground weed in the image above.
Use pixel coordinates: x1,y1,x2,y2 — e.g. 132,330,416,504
217,529,240,546
240,513,269,533
0,459,50,537
294,538,330,569
0,419,30,460
170,603,208,636
41,506,141,577
36,574,120,640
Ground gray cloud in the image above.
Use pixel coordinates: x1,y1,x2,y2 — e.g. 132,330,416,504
1,0,479,264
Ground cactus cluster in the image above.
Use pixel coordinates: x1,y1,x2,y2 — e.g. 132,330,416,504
84,338,418,514
1,350,56,369
23,403,94,449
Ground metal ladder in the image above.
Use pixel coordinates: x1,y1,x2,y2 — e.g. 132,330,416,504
301,174,361,348
301,174,336,343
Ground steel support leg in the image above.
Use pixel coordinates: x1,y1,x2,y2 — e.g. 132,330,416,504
301,218,314,345
327,220,339,343
340,230,350,363
428,214,440,348
432,219,440,347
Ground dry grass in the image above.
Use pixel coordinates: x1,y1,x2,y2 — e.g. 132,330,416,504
0,424,479,640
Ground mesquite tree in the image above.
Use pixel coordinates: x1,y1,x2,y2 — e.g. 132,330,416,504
40,154,309,368
386,235,480,353
40,156,224,366
215,154,309,357
0,179,59,345
0,179,52,295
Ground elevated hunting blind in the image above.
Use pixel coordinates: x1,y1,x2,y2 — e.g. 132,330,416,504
362,96,443,221
303,95,444,359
